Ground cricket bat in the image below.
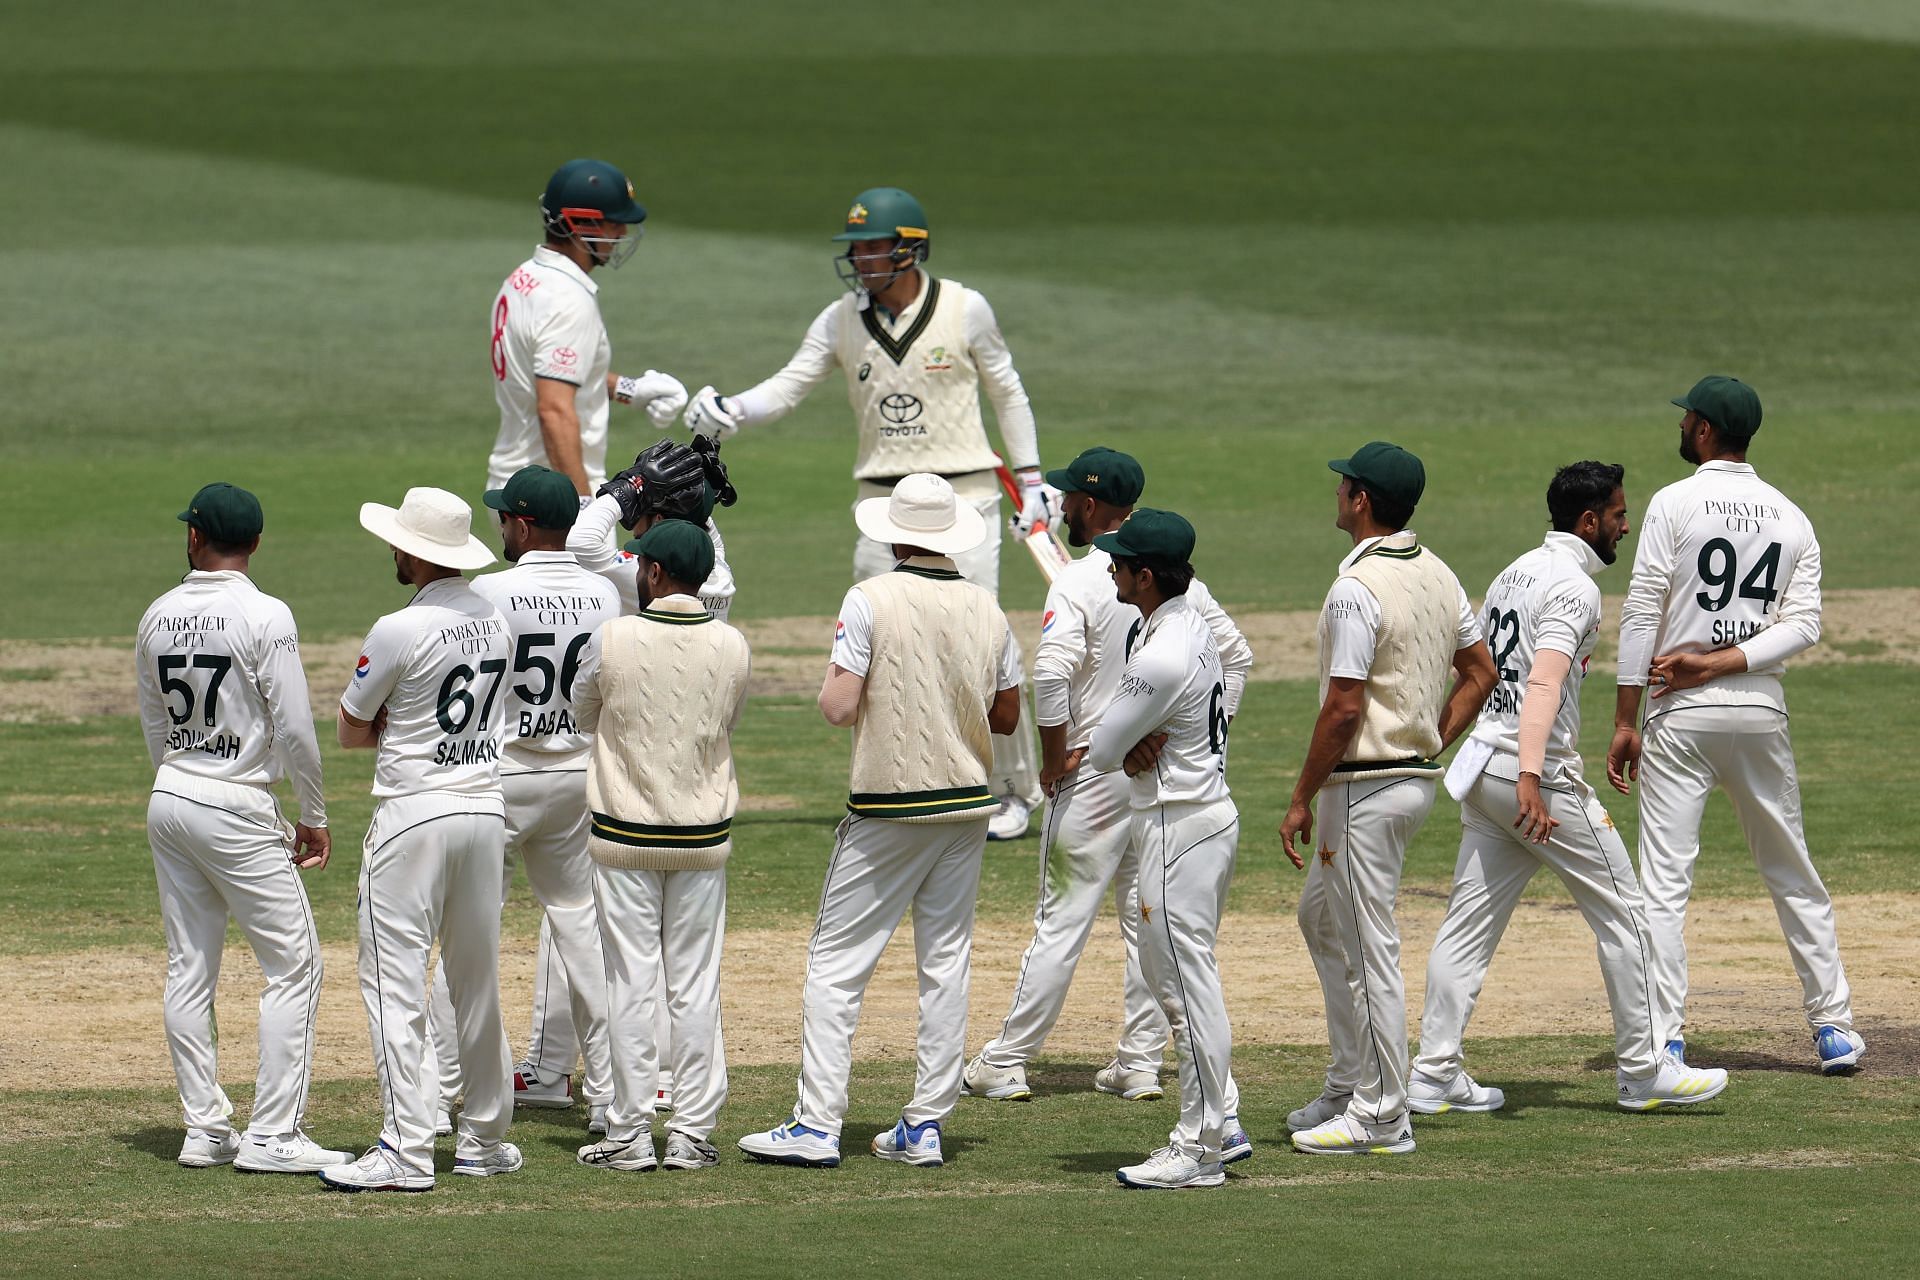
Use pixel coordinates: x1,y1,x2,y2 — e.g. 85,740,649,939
995,458,1073,584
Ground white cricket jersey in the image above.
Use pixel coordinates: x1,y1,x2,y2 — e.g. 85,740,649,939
1470,532,1607,785
341,577,513,802
1322,531,1482,679
135,570,327,826
1085,595,1231,809
469,551,621,774
1618,460,1822,715
1030,546,1253,752
487,245,613,488
831,574,1023,690
566,494,737,620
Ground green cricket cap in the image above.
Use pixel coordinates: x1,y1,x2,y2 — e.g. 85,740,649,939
1672,375,1761,437
1046,447,1145,507
625,519,714,587
177,482,263,544
1329,441,1425,512
1092,507,1196,564
484,465,578,530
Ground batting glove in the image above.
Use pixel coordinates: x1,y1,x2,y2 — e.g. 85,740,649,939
1011,470,1062,536
614,370,689,430
685,385,740,440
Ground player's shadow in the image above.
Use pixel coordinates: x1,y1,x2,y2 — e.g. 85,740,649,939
1580,1046,1811,1075
118,1125,188,1162
1496,1079,1617,1113
1026,1059,1123,1096
1054,1149,1146,1175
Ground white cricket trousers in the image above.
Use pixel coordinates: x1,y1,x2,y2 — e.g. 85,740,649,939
1636,703,1854,1034
146,773,321,1139
522,921,682,1097
358,797,513,1176
1135,798,1241,1163
980,765,1163,1072
428,771,613,1107
593,862,727,1142
1416,767,1664,1082
1299,774,1436,1127
794,814,990,1135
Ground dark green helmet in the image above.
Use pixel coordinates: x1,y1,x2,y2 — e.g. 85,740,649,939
541,159,647,269
832,186,930,291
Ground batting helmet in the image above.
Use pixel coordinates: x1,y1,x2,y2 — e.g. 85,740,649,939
833,187,929,291
541,159,647,269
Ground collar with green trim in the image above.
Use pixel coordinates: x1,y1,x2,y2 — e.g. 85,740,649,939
893,554,963,580
1340,529,1420,572
640,592,711,624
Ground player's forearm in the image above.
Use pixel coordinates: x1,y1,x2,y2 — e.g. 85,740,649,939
567,495,624,572
990,396,1040,472
337,707,378,750
818,666,863,728
1039,721,1070,776
1612,683,1645,731
1289,697,1362,809
1516,650,1572,777
537,406,590,493
1437,644,1497,752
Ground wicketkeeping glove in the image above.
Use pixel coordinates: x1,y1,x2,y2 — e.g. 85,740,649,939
684,385,740,439
1011,470,1062,537
689,434,739,508
613,370,690,430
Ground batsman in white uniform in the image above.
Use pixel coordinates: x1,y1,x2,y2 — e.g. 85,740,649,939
1608,377,1863,1075
323,488,521,1192
1077,510,1243,1191
574,521,751,1173
1418,462,1730,1113
963,450,1251,1144
1282,442,1496,1157
425,467,619,1130
137,483,350,1175
738,475,1023,1169
487,157,688,496
683,186,1045,839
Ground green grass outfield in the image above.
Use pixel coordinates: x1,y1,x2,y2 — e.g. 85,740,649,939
3,0,1918,1274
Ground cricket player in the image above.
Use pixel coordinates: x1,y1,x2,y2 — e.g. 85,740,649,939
738,474,1023,1169
1608,377,1863,1074
487,157,689,496
1076,510,1242,1191
963,449,1253,1157
323,488,520,1191
423,466,619,1133
574,521,751,1173
1418,462,1730,1113
682,186,1045,839
136,483,349,1174
1282,442,1496,1156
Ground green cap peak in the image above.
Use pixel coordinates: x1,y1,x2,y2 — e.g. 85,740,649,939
1672,375,1761,438
1092,507,1195,565
1329,441,1425,513
484,465,578,530
624,519,715,588
1046,447,1145,507
177,482,263,544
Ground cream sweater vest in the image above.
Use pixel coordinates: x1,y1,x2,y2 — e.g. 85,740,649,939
1322,540,1459,781
837,277,998,481
847,565,1001,822
586,604,751,870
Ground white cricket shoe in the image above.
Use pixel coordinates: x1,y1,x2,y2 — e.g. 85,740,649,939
662,1132,719,1170
434,1109,454,1137
1618,1055,1729,1111
1408,1070,1506,1115
963,1054,1033,1101
318,1143,434,1192
986,796,1031,842
1286,1089,1352,1131
1291,1113,1416,1156
1094,1059,1164,1101
177,1128,239,1168
1220,1115,1253,1165
512,1062,574,1109
234,1131,352,1173
452,1140,524,1178
738,1116,841,1167
578,1130,657,1172
1116,1146,1225,1190
588,1104,608,1135
871,1118,944,1167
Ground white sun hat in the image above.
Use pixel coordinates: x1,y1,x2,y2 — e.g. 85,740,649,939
854,472,986,557
359,487,495,571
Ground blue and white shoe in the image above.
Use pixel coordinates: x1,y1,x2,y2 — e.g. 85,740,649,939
452,1140,523,1178
737,1117,841,1168
1815,1026,1865,1076
871,1117,944,1167
1664,1039,1687,1065
1219,1116,1252,1165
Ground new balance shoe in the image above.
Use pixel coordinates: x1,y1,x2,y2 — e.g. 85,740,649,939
234,1131,352,1174
1617,1056,1729,1111
1815,1025,1865,1076
1116,1146,1225,1190
663,1132,719,1170
578,1131,657,1172
177,1128,239,1168
317,1143,433,1192
738,1117,841,1168
1093,1059,1164,1101
1664,1038,1687,1065
986,796,1031,842
588,1104,608,1135
871,1118,944,1167
1286,1089,1352,1132
512,1062,574,1109
1291,1113,1415,1156
1408,1070,1506,1115
963,1054,1033,1101
1219,1116,1253,1165
452,1140,523,1178
434,1109,454,1137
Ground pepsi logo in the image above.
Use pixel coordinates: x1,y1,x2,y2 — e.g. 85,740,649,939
354,655,371,680
1042,610,1056,633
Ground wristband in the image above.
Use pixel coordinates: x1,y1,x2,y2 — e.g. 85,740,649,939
614,374,643,406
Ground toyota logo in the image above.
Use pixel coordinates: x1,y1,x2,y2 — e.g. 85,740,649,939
879,393,923,424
